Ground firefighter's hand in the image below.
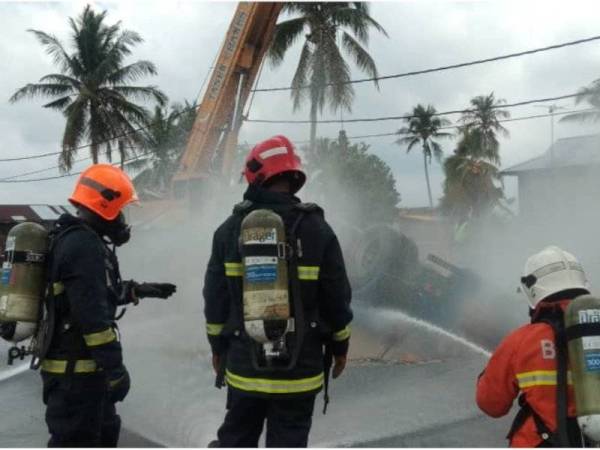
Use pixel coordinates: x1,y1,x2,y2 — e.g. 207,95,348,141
133,282,177,299
212,354,221,375
106,365,131,403
332,355,347,379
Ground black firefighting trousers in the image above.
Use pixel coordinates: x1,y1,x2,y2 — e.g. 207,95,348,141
217,388,316,448
42,372,121,447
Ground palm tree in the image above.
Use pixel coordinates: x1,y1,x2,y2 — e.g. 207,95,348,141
560,78,600,123
10,5,167,171
396,104,452,208
268,2,387,151
130,102,196,198
459,92,510,164
440,126,504,219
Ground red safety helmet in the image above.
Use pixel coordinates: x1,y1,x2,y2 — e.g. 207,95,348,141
69,164,139,221
243,135,306,194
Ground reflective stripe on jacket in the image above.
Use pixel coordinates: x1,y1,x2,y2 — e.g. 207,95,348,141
203,185,353,396
476,300,576,447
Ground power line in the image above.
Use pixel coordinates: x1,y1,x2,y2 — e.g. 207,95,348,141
0,146,140,181
0,103,201,163
0,152,152,183
289,107,596,144
4,107,593,184
252,34,600,93
246,93,581,124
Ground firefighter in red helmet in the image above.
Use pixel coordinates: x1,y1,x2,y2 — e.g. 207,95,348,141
204,135,353,447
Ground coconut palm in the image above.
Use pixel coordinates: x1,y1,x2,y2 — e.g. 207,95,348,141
440,126,504,218
459,93,510,164
396,104,452,208
130,102,196,198
10,5,167,171
560,78,600,123
268,2,387,150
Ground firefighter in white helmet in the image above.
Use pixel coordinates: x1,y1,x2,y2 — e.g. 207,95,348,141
477,246,590,447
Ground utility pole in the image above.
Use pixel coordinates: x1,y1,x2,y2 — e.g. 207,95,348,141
534,104,566,166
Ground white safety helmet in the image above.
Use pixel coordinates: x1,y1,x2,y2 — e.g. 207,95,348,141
520,246,590,309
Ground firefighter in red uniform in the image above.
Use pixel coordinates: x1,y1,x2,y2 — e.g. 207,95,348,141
477,246,591,447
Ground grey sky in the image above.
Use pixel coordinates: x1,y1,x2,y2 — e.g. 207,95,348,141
2,0,600,207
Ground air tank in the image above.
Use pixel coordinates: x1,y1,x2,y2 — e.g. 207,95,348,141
240,209,290,344
565,295,600,443
0,222,48,324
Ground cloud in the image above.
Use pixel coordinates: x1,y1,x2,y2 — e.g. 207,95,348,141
1,1,600,206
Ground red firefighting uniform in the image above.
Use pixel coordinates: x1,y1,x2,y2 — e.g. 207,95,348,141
476,300,576,447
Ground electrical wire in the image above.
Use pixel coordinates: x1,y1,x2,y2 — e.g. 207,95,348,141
288,107,597,144
252,34,600,92
0,151,153,183
246,93,581,124
3,107,594,183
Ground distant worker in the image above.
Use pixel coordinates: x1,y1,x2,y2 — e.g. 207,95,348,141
203,135,353,447
476,246,590,447
39,164,177,447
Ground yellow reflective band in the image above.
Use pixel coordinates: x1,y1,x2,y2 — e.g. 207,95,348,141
225,370,324,394
516,370,573,389
83,328,117,347
41,359,98,374
333,326,351,341
298,266,320,281
206,323,225,336
53,282,65,296
225,262,243,277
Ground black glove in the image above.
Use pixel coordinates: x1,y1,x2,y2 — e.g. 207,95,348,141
106,365,131,403
133,282,177,300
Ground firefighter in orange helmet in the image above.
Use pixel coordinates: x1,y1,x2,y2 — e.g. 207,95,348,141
476,246,591,447
204,136,353,447
38,164,176,447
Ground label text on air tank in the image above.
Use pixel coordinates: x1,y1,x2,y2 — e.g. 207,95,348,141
579,309,600,323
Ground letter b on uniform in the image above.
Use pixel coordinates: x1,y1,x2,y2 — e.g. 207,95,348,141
541,339,556,359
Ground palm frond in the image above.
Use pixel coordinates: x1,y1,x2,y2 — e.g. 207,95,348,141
9,83,75,103
27,30,74,75
290,41,312,111
38,73,81,89
322,33,353,113
268,17,307,67
43,96,73,110
342,32,379,87
106,60,157,84
559,110,600,123
110,85,167,106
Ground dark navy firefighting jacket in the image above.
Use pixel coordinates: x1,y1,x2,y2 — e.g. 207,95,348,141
42,213,130,375
203,185,353,396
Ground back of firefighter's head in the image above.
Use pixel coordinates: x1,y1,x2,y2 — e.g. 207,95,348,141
243,135,306,194
69,164,139,246
520,245,590,309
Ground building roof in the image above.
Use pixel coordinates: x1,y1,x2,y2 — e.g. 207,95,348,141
502,134,600,175
0,205,75,224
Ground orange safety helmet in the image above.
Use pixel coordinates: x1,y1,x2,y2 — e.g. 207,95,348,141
243,135,306,194
69,164,139,221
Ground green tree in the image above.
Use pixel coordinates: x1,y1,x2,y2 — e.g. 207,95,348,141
268,2,387,150
304,132,400,227
440,128,504,218
10,5,167,171
459,92,509,164
395,104,452,208
440,93,510,218
560,78,600,123
131,102,196,198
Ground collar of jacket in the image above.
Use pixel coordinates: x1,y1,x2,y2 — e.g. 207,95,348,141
530,299,572,322
56,213,105,243
243,184,301,206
